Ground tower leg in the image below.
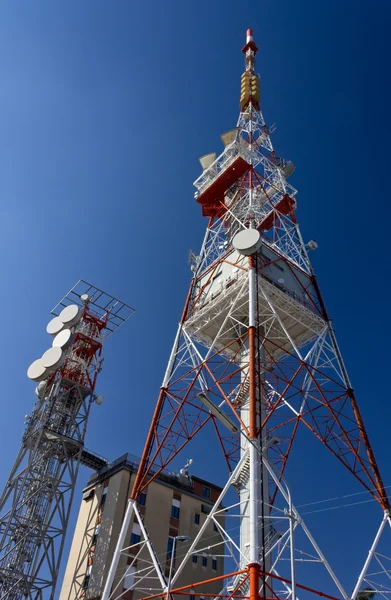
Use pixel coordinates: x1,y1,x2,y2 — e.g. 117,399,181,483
101,500,135,600
249,563,261,600
351,512,388,600
248,256,261,600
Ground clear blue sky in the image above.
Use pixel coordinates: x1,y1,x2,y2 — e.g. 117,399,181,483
0,0,390,596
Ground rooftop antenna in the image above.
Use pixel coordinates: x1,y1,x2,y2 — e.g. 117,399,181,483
179,458,194,479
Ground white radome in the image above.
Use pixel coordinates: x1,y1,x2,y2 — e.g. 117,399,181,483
35,380,47,398
41,347,65,372
59,304,81,327
52,328,73,349
232,228,262,256
46,316,65,336
27,359,47,382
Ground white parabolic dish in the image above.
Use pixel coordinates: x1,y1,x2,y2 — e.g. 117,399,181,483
59,304,81,327
232,228,262,256
46,316,65,336
42,347,65,372
52,328,73,349
35,380,47,398
27,359,47,382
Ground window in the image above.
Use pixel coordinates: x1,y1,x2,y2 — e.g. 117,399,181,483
201,504,211,514
92,523,101,546
124,565,136,591
171,498,181,520
194,513,200,525
130,532,140,545
190,595,195,600
192,555,198,564
138,492,147,506
100,489,107,507
130,523,141,546
202,487,211,498
83,565,92,589
212,556,217,570
167,536,174,559
213,522,218,532
171,506,180,519
202,553,207,567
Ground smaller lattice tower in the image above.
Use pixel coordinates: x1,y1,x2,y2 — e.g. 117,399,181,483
0,281,134,600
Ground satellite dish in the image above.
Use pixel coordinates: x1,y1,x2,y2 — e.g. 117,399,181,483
59,305,81,328
46,317,65,336
52,329,73,350
80,294,89,303
188,459,193,465
27,359,47,382
95,395,104,406
278,278,285,284
307,240,318,251
41,347,65,373
277,158,295,178
232,229,261,256
199,153,216,171
35,380,47,398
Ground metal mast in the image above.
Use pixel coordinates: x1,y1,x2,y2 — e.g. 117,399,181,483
102,30,391,600
0,281,134,600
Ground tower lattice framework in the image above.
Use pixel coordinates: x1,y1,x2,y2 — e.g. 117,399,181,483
0,281,134,600
102,30,391,600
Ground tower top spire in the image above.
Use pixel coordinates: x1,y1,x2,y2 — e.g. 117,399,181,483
242,28,258,59
240,29,260,110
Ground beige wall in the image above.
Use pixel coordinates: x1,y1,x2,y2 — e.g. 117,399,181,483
59,484,99,599
60,467,224,600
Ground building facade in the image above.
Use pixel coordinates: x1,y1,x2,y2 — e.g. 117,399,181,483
59,454,225,600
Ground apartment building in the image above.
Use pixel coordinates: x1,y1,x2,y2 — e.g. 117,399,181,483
60,453,225,599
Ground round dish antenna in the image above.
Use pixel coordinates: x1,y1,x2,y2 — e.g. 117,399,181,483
232,228,261,256
307,239,318,251
41,347,65,373
80,294,89,304
59,305,81,328
35,381,47,398
46,317,65,336
52,329,73,350
27,359,47,382
95,395,104,405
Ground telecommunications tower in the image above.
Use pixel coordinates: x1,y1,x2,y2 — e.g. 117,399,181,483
0,281,134,600
102,30,391,600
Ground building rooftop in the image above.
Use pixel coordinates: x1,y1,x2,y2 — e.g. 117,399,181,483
86,452,223,502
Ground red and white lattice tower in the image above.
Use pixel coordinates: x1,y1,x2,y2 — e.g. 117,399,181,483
0,281,134,600
103,30,391,600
